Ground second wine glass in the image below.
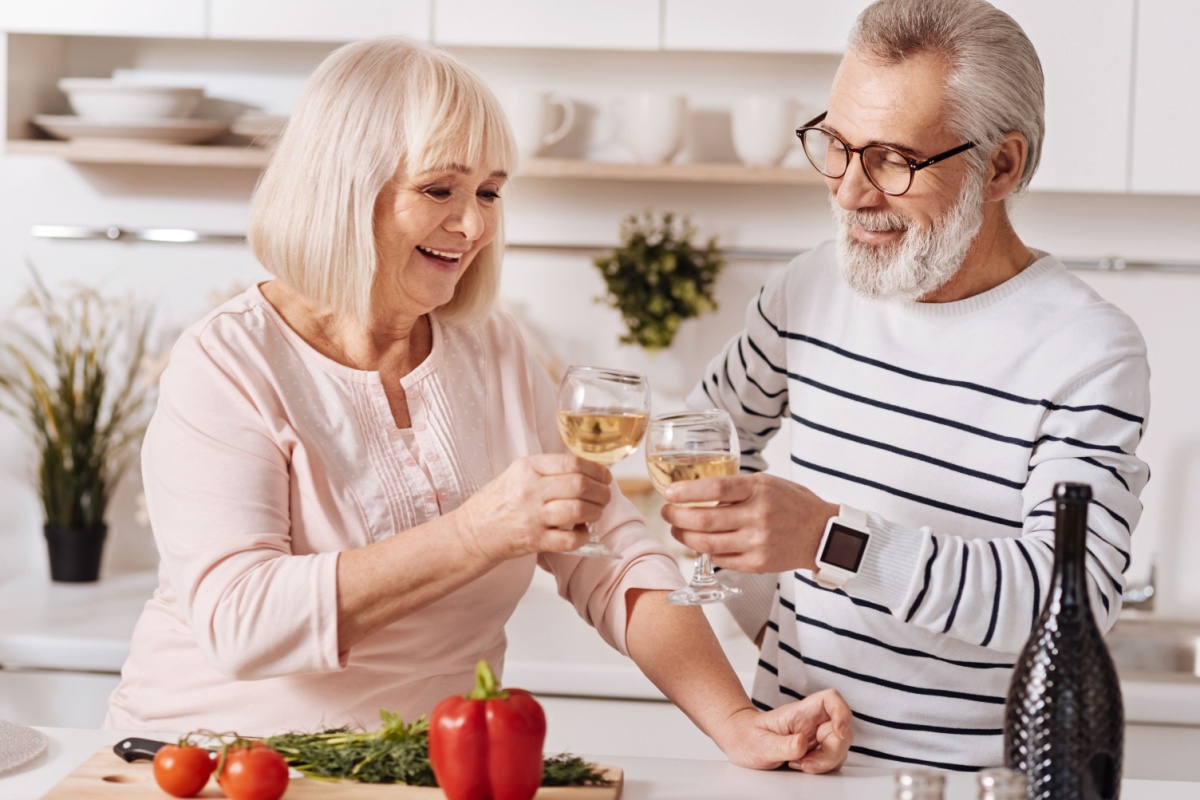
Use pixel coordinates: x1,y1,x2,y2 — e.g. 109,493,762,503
646,409,743,605
555,365,650,559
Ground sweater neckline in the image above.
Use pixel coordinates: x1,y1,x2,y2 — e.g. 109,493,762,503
879,251,1058,319
251,282,441,386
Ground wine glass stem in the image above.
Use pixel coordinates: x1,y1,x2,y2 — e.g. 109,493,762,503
692,553,718,586
586,520,602,545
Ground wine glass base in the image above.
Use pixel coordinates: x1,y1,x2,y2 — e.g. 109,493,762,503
667,584,742,606
567,541,623,559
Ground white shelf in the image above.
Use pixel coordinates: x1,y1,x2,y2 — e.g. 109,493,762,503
5,139,826,186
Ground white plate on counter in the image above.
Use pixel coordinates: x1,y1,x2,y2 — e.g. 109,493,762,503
32,115,230,145
0,720,48,775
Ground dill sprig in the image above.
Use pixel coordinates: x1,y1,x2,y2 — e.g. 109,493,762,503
266,712,436,786
262,711,613,787
540,753,614,786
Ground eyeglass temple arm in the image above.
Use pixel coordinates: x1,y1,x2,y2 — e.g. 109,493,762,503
915,141,976,169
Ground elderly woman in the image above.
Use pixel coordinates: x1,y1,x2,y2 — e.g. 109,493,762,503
104,36,850,772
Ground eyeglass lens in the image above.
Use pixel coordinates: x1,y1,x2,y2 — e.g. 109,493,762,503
801,128,913,195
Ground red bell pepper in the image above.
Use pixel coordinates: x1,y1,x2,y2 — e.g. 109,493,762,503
429,660,547,800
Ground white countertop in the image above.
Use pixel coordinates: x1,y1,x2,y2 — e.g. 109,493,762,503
3,726,1199,800
0,570,156,673
2,566,1198,727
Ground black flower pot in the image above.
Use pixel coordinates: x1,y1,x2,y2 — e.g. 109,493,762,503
43,524,108,583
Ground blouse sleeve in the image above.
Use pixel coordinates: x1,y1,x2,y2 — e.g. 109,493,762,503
142,327,344,681
486,312,685,656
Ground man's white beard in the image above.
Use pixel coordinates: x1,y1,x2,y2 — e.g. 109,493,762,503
832,170,986,301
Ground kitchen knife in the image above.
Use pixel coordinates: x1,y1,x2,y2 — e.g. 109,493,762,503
113,737,169,762
112,736,305,778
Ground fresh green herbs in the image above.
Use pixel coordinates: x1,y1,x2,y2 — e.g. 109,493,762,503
263,711,612,787
540,753,613,786
266,712,436,786
593,210,725,352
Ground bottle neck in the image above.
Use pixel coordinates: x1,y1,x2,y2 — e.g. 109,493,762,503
1052,491,1091,610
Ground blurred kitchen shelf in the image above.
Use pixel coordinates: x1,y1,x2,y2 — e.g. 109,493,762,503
6,139,824,184
519,157,825,185
6,138,269,168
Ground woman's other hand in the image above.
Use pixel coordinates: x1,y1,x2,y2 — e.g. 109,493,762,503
454,454,611,561
714,689,852,773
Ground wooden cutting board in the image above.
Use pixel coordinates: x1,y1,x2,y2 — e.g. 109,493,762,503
43,748,623,799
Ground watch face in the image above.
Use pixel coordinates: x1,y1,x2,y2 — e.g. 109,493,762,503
820,523,869,572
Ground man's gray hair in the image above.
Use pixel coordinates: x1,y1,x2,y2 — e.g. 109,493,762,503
849,0,1044,193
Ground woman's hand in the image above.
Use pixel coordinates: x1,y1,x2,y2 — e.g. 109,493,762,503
712,689,853,773
454,454,612,562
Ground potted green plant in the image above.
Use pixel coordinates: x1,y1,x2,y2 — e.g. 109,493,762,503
593,211,725,353
0,273,154,582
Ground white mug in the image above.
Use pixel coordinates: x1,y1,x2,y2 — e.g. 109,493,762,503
731,95,799,168
506,90,576,159
619,93,688,164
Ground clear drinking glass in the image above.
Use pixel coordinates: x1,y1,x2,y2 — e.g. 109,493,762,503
646,410,743,605
555,365,651,559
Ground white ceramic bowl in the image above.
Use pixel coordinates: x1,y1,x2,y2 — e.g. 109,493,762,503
58,78,205,121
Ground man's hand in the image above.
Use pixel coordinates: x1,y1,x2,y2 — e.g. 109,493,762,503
661,473,838,573
713,689,853,772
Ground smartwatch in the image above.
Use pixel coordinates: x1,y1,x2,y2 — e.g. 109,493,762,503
814,505,870,589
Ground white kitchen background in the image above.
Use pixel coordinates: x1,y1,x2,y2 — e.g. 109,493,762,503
0,0,1198,756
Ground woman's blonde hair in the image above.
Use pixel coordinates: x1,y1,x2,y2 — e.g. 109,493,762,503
248,36,516,327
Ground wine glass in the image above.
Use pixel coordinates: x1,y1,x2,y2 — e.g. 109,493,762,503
555,365,651,559
645,409,743,605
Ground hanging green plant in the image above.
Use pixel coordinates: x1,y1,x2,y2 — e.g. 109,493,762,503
593,211,725,353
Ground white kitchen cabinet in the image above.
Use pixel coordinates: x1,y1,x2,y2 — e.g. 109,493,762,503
0,669,120,728
209,0,431,43
0,0,205,38
663,0,872,53
1130,0,1200,195
434,0,660,50
990,0,1134,194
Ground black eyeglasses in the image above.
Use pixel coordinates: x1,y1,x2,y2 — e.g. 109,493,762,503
795,111,976,196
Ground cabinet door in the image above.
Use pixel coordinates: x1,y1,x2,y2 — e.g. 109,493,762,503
210,0,431,42
991,0,1134,193
663,1,873,54
1131,0,1200,195
0,0,204,37
434,0,659,50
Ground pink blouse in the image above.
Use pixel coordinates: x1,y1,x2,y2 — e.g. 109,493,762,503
105,285,683,735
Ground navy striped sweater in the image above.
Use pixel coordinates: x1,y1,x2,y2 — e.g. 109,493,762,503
688,241,1150,771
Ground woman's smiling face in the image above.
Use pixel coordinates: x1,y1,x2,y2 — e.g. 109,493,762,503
372,161,507,318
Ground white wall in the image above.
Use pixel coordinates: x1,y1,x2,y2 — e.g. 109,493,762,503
1,39,1198,617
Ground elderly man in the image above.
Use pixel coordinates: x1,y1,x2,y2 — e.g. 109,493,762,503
663,0,1150,772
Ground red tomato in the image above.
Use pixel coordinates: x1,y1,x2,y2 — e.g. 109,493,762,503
216,743,290,800
152,743,214,798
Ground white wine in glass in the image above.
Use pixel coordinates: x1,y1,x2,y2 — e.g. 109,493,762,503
646,410,743,604
556,366,650,559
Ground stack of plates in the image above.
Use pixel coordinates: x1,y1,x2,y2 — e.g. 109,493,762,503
33,115,231,146
34,77,230,146
231,111,290,148
0,720,49,775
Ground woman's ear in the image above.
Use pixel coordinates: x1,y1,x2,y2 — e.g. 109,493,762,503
983,131,1028,202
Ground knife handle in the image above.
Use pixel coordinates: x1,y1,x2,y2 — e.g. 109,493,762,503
113,737,169,762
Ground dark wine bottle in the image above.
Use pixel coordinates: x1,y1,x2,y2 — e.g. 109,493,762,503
1004,482,1124,799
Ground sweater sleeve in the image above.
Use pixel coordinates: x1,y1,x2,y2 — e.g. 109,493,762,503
682,265,796,640
685,271,791,476
142,329,344,681
846,348,1151,654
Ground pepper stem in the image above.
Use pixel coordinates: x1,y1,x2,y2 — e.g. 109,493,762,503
467,659,509,700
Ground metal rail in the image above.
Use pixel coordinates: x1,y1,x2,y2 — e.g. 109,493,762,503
29,225,1200,273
